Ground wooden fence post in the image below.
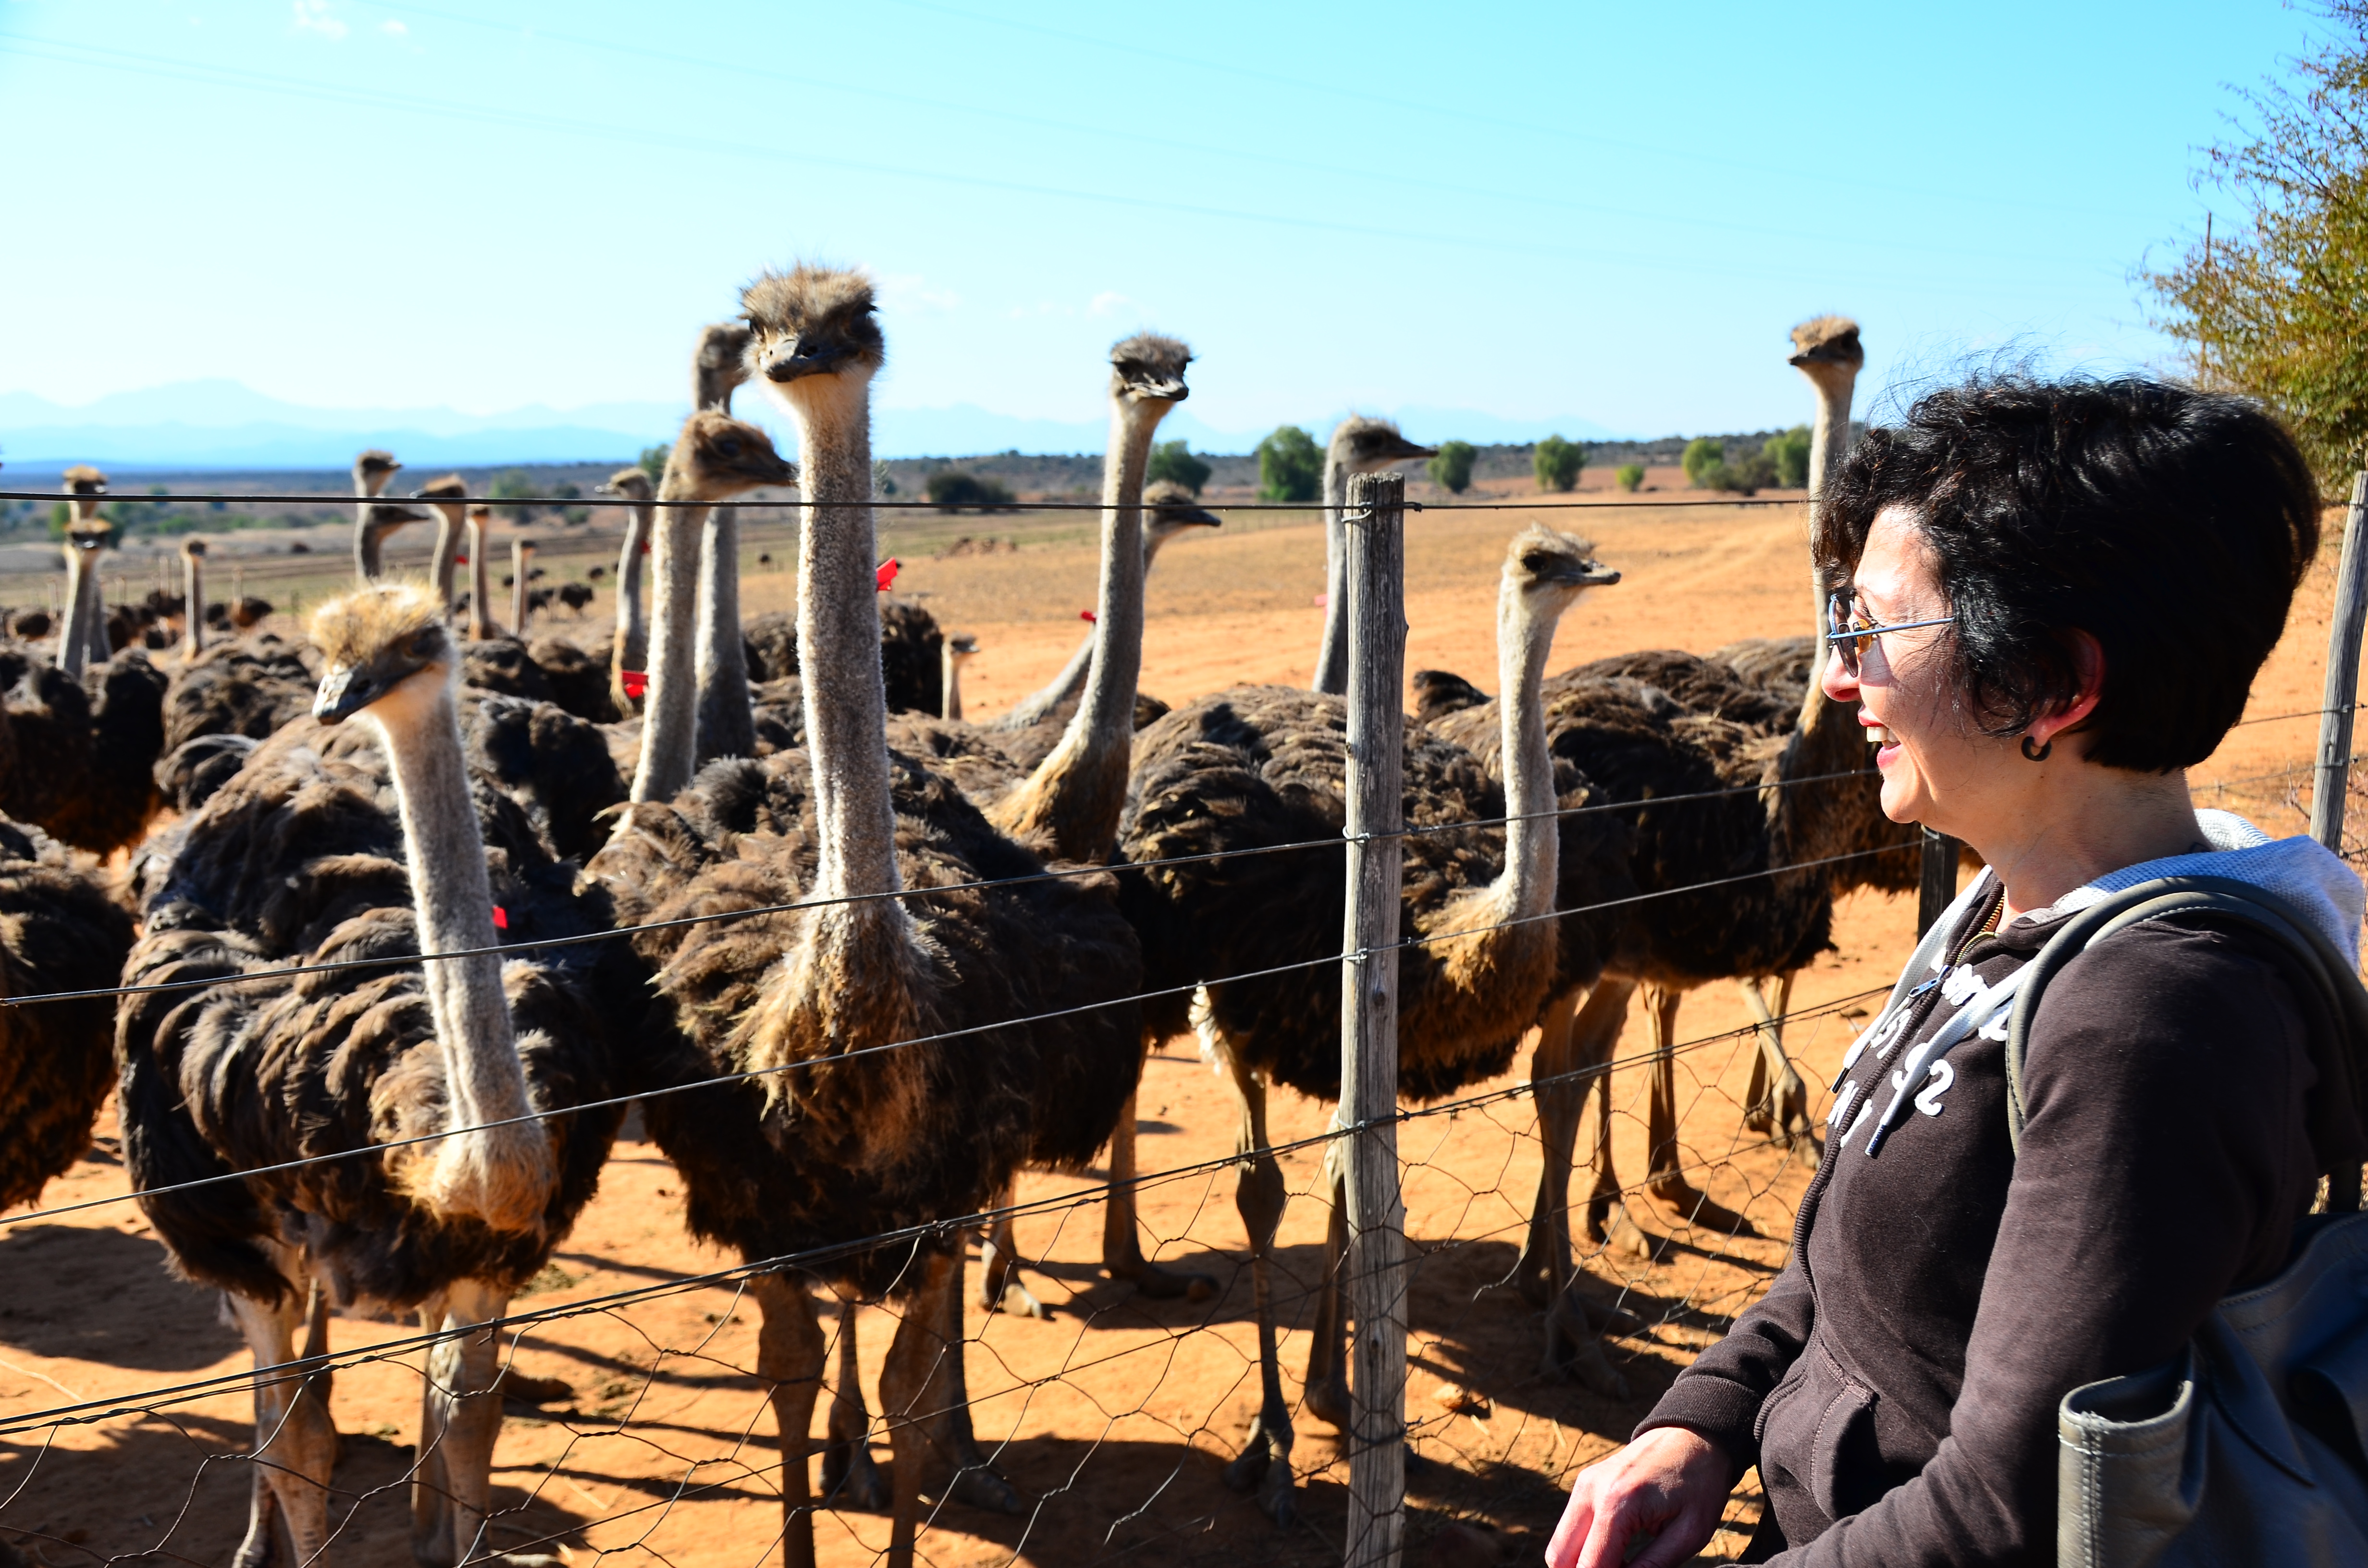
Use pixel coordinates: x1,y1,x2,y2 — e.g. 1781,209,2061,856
1341,470,1408,1568
1917,829,1959,936
2311,473,2368,857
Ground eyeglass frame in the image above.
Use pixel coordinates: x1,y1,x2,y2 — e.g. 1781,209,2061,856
1824,592,1957,678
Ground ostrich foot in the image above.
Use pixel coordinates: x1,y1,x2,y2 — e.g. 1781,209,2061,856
945,1457,1024,1516
1606,1204,1657,1263
1540,1294,1632,1399
1303,1374,1354,1432
1113,1254,1218,1303
819,1436,888,1512
1647,1177,1752,1237
1223,1415,1296,1526
992,1279,1051,1320
1511,1216,1557,1309
978,1239,1050,1320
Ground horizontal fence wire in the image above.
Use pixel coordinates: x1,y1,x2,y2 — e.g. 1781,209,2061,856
0,842,1912,1233
0,490,1807,514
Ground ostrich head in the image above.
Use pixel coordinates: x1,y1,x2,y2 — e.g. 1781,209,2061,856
946,631,980,666
740,265,885,422
1109,332,1191,408
64,519,111,554
1788,315,1864,392
62,464,109,525
1332,416,1437,474
180,537,207,560
413,473,467,509
1144,477,1221,548
596,467,654,503
312,583,454,727
353,449,402,499
1504,525,1620,607
663,410,798,500
693,321,755,412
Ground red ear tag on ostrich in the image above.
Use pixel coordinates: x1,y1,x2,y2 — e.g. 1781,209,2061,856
876,559,900,592
620,670,649,700
640,541,651,555
491,905,508,930
454,554,469,565
1079,609,1097,622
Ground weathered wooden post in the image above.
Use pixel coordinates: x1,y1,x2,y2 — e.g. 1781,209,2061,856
2310,473,2368,857
1917,829,1958,936
1341,470,1408,1568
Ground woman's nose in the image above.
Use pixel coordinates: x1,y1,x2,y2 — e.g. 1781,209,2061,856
1821,644,1861,703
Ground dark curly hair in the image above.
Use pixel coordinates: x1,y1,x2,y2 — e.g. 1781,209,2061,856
1812,375,2323,773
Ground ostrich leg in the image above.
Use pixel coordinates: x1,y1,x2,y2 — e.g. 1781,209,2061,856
1299,1165,1354,1429
876,1251,966,1565
228,1276,334,1568
1217,1048,1297,1525
751,1271,827,1568
818,1296,886,1510
1641,986,1751,1236
976,1180,1048,1320
410,1278,517,1568
1739,975,1813,1149
1511,986,1631,1396
1101,1088,1217,1300
939,1239,1024,1513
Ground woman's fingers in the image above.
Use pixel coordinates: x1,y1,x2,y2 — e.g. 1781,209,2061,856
1547,1427,1734,1568
1542,1488,1595,1568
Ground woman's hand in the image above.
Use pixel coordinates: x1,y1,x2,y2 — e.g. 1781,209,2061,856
1545,1425,1736,1568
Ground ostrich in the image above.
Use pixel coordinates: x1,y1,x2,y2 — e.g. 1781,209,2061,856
597,467,655,713
351,449,429,584
584,265,1143,1566
118,582,625,1568
0,815,136,1213
1311,418,1437,694
179,539,208,659
939,633,980,721
991,478,1221,731
689,319,766,764
53,466,114,674
1119,526,1626,1521
626,410,799,803
414,473,469,612
1789,313,1864,640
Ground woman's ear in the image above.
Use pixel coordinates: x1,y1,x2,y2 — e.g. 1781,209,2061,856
2027,629,2104,751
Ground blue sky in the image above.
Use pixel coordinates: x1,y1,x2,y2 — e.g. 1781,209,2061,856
0,0,2321,445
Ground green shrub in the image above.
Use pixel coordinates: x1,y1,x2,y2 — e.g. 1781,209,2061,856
638,444,668,484
1682,437,1724,487
1256,425,1322,502
925,471,1017,512
1428,440,1477,494
1533,435,1585,492
873,459,897,497
488,469,541,519
1698,451,1779,495
1764,425,1812,490
1615,463,1645,492
1147,440,1213,496
47,502,69,539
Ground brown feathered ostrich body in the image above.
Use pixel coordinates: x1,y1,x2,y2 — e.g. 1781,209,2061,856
0,816,135,1213
0,469,170,857
583,268,1142,1567
1116,526,1627,1523
118,583,625,1568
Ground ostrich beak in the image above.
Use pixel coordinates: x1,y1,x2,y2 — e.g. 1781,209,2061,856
313,664,372,724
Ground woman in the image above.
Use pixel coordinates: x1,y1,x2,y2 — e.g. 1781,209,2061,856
1548,374,2367,1567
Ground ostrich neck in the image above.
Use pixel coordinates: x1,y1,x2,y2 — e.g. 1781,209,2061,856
183,555,205,656
59,548,96,675
1803,372,1858,690
468,523,494,640
511,544,530,632
355,505,393,582
693,504,754,764
1493,587,1562,919
1313,455,1354,695
999,524,1181,730
942,653,963,721
367,684,535,1138
987,395,1165,860
615,502,652,675
630,491,705,802
430,509,461,611
789,375,902,899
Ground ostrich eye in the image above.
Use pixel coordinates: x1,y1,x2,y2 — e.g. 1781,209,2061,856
1519,553,1554,575
407,631,437,658
718,438,741,459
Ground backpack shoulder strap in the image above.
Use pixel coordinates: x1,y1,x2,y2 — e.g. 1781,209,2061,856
2003,876,2368,1209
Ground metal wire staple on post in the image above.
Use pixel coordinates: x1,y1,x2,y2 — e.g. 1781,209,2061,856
1341,469,1409,1567
2311,472,2368,856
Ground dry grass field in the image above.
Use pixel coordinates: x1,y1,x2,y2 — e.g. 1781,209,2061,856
0,483,2346,1567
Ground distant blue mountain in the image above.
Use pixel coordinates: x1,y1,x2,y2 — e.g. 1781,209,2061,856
0,381,1631,470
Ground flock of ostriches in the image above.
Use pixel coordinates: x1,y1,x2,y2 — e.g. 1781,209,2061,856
0,274,1910,1567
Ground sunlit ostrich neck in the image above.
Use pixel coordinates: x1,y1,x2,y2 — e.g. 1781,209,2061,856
941,636,977,721
601,469,655,706
987,339,1188,861
467,509,496,640
57,466,109,676
351,451,414,583
180,540,207,658
690,321,759,764
1787,314,1866,712
417,476,469,613
511,539,534,633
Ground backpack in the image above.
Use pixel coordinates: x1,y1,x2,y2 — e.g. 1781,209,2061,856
1998,875,2368,1568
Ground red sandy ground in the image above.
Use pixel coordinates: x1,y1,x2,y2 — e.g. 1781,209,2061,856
0,485,2343,1567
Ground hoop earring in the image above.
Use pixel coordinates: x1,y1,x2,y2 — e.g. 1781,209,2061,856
2021,735,2053,762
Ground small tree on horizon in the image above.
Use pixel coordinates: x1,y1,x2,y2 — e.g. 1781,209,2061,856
1616,463,1645,492
1533,434,1585,491
1147,439,1213,496
1764,426,1813,490
638,444,668,485
1682,437,1724,487
488,469,541,520
1428,439,1477,494
1256,425,1322,502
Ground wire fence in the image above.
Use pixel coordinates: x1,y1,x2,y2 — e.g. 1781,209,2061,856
0,479,2361,1568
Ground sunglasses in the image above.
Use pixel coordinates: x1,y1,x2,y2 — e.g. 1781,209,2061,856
1824,593,1957,678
